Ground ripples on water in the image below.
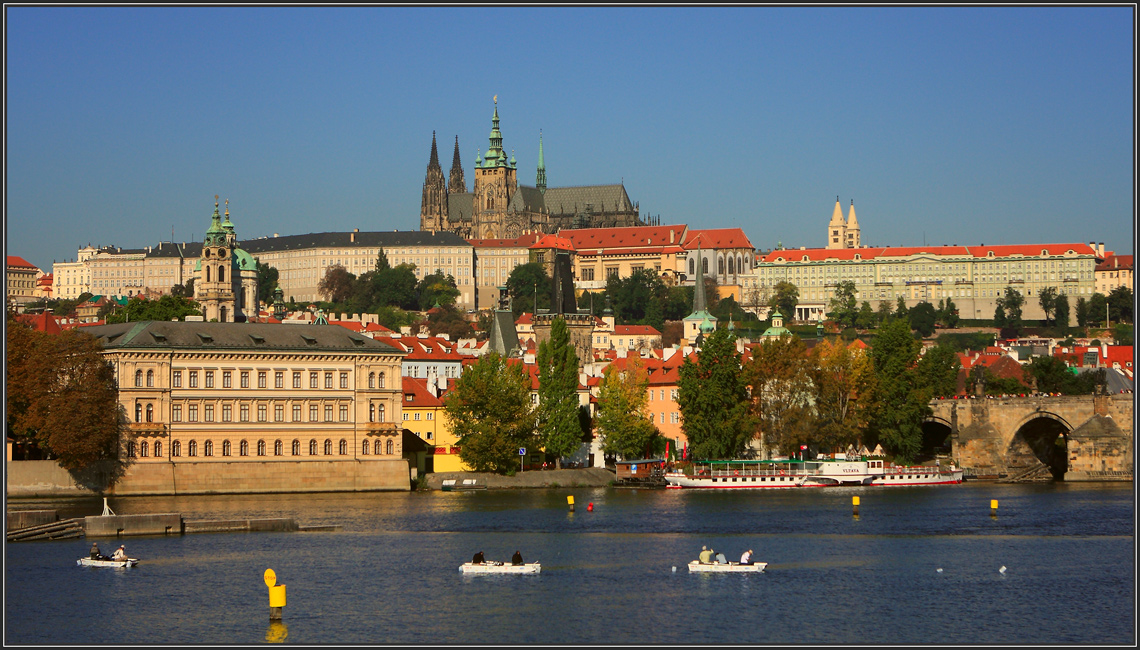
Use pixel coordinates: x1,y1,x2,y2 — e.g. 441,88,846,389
6,482,1134,644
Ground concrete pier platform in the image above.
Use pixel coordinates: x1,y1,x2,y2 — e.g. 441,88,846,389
84,514,183,538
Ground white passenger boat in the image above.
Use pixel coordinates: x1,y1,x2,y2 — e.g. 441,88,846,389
77,557,138,568
688,561,767,573
664,458,963,489
459,562,541,574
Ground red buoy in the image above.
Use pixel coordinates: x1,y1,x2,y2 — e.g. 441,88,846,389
587,503,594,512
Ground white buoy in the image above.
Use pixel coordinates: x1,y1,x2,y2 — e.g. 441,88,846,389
936,568,943,573
671,566,676,572
999,566,1007,574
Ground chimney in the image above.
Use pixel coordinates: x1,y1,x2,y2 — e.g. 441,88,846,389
669,230,675,244
1099,242,1105,257
350,232,355,243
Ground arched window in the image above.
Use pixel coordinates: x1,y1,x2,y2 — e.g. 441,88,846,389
324,439,333,455
368,372,375,389
386,439,394,455
362,440,370,455
186,440,195,456
146,370,154,387
257,440,266,456
206,266,211,282
154,441,162,458
718,256,725,275
218,265,225,283
339,439,348,455
728,257,735,274
378,404,385,422
369,404,375,422
292,439,300,456
135,403,143,423
309,439,318,455
274,440,282,456
135,370,143,387
374,439,382,455
221,440,230,456
139,441,148,457
689,258,695,276
702,258,708,274
204,440,213,456
145,404,153,422
378,372,385,389
240,440,249,456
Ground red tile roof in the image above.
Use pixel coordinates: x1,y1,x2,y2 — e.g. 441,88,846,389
758,243,1097,263
529,234,575,251
467,234,542,249
7,256,37,269
614,325,662,336
561,225,688,252
1096,254,1134,272
683,228,754,250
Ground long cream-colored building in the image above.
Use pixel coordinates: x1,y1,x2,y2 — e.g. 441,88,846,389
87,320,409,493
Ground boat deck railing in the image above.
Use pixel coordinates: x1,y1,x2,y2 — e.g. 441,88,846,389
678,465,960,479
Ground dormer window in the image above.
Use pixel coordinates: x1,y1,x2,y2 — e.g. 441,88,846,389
197,332,213,344
250,334,265,345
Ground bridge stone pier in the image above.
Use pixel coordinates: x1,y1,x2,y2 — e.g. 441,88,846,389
928,394,1133,481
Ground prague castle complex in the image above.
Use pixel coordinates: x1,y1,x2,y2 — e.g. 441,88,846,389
420,100,643,240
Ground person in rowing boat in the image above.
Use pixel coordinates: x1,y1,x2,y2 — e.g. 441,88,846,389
715,551,727,564
472,551,485,564
90,542,101,560
511,551,524,566
740,549,754,565
698,546,714,564
111,545,127,561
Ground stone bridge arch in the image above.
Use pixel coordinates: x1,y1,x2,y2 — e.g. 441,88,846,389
930,394,1133,480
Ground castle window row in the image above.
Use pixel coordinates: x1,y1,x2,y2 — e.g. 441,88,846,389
168,399,386,423
128,437,397,458
165,370,387,389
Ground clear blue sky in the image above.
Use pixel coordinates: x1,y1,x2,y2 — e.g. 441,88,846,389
6,6,1135,272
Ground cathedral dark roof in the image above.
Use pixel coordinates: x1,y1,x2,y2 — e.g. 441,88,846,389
507,184,635,217
447,193,474,223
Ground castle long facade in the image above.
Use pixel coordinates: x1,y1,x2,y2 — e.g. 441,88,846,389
421,101,644,240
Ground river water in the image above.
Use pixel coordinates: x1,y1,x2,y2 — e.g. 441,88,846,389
5,481,1134,644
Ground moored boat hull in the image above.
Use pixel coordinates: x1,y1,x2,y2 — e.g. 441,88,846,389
459,562,541,574
77,557,138,568
688,561,767,573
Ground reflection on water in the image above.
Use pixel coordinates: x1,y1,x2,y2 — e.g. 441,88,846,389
5,482,1133,644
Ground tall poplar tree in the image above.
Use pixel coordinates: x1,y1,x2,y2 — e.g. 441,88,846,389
744,333,814,458
868,318,927,462
677,328,755,459
810,338,877,453
537,318,583,468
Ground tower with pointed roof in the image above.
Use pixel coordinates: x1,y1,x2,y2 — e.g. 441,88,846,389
827,196,846,249
845,200,860,248
448,135,466,194
420,132,448,232
471,98,519,239
536,131,547,194
195,197,259,323
682,244,717,345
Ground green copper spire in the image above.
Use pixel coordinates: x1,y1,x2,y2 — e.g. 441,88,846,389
205,195,226,246
482,96,506,168
536,131,547,193
222,198,235,232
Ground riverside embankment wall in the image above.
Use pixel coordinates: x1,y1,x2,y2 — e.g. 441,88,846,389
7,459,412,497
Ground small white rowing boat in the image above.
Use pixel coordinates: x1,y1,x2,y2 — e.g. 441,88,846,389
78,557,138,568
688,560,766,573
459,562,541,574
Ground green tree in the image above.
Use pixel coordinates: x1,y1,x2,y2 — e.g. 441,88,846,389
424,304,474,340
827,280,859,329
855,301,876,330
596,356,658,459
536,318,584,468
417,271,461,310
914,344,961,399
105,295,202,324
318,265,356,303
677,329,755,459
809,338,877,453
171,279,194,299
444,352,535,474
876,299,894,326
1038,286,1058,327
374,248,391,272
1087,292,1108,328
769,281,798,322
506,262,551,317
1108,286,1133,324
256,262,279,306
6,318,126,473
895,296,909,323
869,318,927,463
909,301,938,338
607,267,666,324
1112,323,1133,346
1053,293,1070,330
937,298,959,329
1075,296,1090,329
997,287,1024,332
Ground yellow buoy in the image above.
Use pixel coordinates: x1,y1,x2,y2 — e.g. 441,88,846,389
567,495,575,512
269,584,287,608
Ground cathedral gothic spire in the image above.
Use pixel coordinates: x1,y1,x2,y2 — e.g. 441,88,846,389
449,135,466,193
420,131,448,231
536,131,547,193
